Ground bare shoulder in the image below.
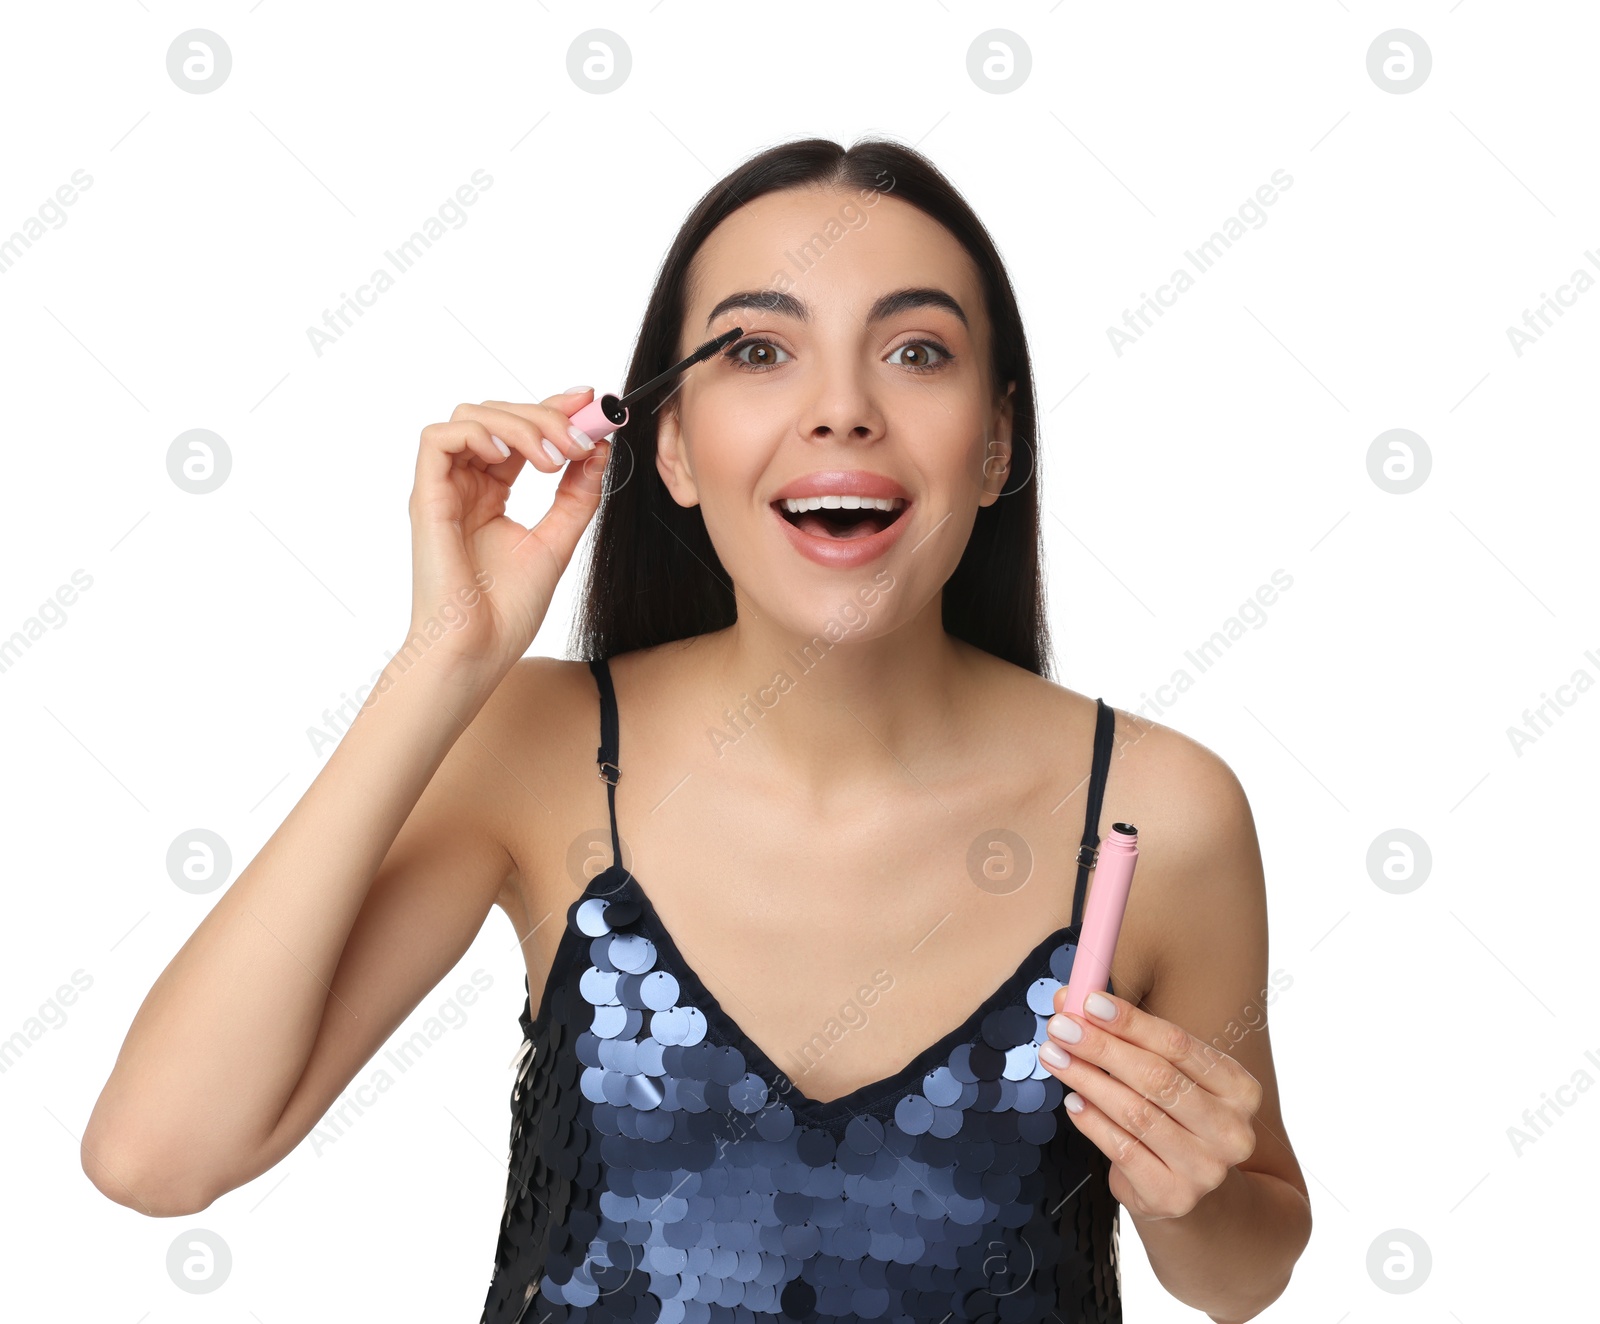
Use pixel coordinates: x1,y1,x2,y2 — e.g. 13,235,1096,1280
970,649,1260,1003
1105,703,1256,859
1083,697,1264,1012
460,654,603,916
458,653,595,788
1014,661,1250,850
488,652,600,735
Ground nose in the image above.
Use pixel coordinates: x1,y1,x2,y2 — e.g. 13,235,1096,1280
799,363,885,446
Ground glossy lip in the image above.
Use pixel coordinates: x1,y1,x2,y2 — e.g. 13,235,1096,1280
769,471,914,570
769,470,911,503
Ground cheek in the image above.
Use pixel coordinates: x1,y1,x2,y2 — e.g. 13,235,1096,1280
681,395,770,479
907,403,995,494
680,426,772,530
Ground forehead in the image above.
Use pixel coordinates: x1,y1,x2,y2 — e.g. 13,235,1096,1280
685,186,983,324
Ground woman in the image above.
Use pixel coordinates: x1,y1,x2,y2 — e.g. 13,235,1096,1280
83,136,1311,1322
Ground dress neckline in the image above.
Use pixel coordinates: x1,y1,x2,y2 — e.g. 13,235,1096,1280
525,861,1108,1125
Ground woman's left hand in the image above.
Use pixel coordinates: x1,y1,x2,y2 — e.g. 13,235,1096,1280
1037,989,1265,1222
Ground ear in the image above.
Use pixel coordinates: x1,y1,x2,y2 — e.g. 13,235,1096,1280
655,400,701,508
979,379,1017,508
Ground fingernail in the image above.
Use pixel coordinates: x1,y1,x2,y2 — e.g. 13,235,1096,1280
541,438,564,465
567,424,596,452
490,435,511,458
1047,1014,1082,1044
1039,1040,1071,1069
1065,1092,1085,1114
564,384,591,394
1084,992,1116,1021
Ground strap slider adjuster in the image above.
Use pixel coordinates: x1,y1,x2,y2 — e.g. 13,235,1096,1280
597,759,620,786
1076,842,1098,870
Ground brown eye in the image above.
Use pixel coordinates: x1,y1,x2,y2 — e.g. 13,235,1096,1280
724,338,791,371
888,340,952,372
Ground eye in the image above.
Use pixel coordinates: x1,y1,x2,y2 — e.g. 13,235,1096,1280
887,339,954,373
721,335,955,374
723,337,791,371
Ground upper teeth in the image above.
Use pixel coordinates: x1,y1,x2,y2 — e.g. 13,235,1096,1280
779,495,906,513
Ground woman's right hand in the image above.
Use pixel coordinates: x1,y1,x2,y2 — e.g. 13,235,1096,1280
406,389,611,681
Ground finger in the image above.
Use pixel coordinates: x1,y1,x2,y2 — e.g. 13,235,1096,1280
1043,1004,1228,1151
1043,1068,1184,1215
474,398,604,464
1041,1040,1203,1179
1053,988,1238,1102
477,404,597,474
1048,1052,1240,1220
440,403,561,473
1045,1059,1172,1192
416,419,524,492
1043,993,1241,1165
507,435,613,570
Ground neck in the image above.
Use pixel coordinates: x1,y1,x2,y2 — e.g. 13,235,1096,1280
694,598,978,807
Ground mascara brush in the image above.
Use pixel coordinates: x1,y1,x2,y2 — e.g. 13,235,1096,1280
566,326,744,443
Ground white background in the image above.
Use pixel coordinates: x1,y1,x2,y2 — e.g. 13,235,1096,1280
3,1,1595,1319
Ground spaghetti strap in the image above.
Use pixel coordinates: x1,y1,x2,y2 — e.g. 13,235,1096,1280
1070,697,1117,931
587,656,622,870
590,656,1114,931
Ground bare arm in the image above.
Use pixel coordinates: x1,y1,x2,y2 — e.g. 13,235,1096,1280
1079,726,1311,1320
1127,749,1313,1324
82,384,613,1217
80,648,519,1216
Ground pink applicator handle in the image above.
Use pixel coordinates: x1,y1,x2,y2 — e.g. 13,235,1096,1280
567,394,629,443
1060,823,1139,1018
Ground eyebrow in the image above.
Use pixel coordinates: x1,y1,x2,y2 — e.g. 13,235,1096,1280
704,285,969,331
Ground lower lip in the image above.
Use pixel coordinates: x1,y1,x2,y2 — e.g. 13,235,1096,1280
771,501,913,569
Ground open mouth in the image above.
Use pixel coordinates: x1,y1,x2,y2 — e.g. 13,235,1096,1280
773,497,909,541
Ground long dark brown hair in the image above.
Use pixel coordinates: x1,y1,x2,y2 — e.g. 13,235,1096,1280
568,134,1052,678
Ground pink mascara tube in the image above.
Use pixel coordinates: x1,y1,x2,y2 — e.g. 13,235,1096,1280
1060,823,1139,1018
566,326,744,443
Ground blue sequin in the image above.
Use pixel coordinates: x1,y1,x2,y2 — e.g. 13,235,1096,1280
478,867,1123,1324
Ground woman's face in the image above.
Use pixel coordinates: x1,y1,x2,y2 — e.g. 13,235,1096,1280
657,185,1015,640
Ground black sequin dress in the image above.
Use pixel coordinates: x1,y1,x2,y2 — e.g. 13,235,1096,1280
480,657,1123,1324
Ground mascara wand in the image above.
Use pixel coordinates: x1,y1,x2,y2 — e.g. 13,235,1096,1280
567,326,744,443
